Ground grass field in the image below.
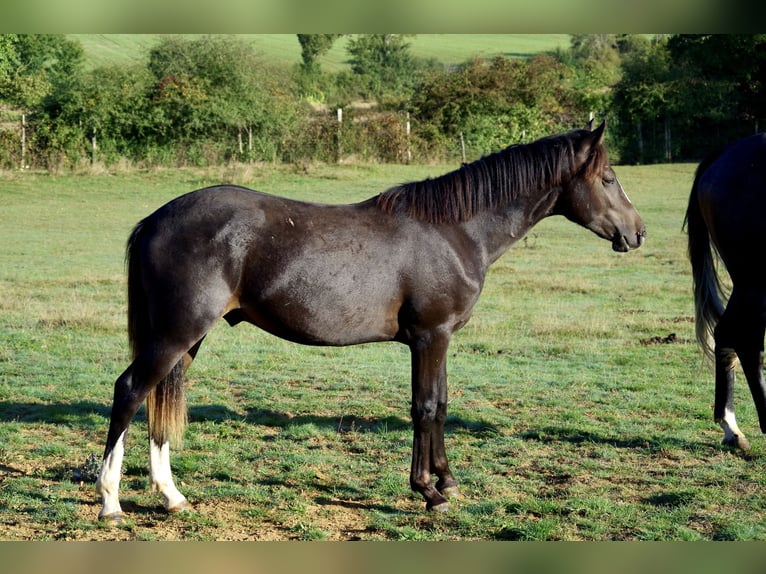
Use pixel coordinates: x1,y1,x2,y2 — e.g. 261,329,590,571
2,159,766,541
70,34,572,71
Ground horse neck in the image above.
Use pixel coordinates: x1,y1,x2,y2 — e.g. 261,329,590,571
462,184,562,266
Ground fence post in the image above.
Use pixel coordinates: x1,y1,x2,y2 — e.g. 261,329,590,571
20,112,26,170
336,108,343,164
406,112,411,164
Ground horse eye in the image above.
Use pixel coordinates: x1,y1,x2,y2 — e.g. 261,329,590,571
602,176,615,185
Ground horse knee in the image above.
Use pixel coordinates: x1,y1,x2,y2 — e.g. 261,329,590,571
411,400,438,425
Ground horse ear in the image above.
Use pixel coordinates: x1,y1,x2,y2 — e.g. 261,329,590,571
585,118,594,131
575,120,607,167
589,120,606,146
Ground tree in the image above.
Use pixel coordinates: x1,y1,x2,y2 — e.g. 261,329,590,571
0,34,20,89
1,34,83,109
0,34,83,168
346,34,415,102
52,64,155,163
297,34,341,75
411,55,576,159
667,34,766,154
612,36,672,163
147,35,299,162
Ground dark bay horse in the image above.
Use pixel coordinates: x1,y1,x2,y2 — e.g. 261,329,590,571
686,132,766,451
96,121,645,522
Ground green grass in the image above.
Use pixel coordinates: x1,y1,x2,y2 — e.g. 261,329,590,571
2,160,766,540
70,34,572,71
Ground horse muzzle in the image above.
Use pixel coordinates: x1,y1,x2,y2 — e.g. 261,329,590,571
612,226,646,252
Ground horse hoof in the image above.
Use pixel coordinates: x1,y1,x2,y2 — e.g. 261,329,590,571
167,499,192,514
722,435,751,452
98,512,125,526
426,497,451,512
440,486,461,499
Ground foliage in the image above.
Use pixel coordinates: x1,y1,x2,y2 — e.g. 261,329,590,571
0,34,83,110
345,34,416,103
1,34,766,169
146,35,301,163
612,36,673,164
614,34,766,164
296,34,342,75
665,34,766,158
411,55,577,159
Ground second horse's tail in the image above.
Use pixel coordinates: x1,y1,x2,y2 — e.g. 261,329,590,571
684,152,727,363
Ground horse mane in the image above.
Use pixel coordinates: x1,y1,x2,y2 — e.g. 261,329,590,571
376,130,606,224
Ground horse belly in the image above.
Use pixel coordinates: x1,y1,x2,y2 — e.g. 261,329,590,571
241,272,401,346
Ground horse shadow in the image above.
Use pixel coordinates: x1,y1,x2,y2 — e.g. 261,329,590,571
0,399,498,517
0,398,499,437
517,424,722,455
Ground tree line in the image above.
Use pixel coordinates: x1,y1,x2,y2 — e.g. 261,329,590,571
1,34,764,171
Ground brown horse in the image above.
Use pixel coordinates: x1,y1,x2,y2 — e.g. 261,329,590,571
96,121,645,522
686,132,766,451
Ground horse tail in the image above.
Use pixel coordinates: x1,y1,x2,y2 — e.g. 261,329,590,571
126,219,187,447
684,152,727,363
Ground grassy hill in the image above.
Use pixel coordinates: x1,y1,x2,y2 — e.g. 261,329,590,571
70,34,572,71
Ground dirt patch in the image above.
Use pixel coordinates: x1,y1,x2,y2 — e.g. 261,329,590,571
639,332,691,345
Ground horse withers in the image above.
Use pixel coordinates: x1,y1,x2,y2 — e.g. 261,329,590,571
96,121,645,523
686,132,766,451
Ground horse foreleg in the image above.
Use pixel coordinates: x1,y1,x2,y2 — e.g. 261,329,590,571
409,334,457,511
430,373,459,500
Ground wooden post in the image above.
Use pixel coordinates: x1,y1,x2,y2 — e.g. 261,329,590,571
91,126,97,165
405,112,411,164
20,112,26,170
459,132,466,163
664,118,672,162
336,108,342,164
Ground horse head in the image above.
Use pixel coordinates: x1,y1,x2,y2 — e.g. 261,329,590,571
557,121,646,252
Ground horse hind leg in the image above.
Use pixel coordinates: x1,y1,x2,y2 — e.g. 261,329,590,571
97,338,205,522
733,298,766,437
714,346,750,451
713,290,766,451
147,339,205,514
96,345,185,522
